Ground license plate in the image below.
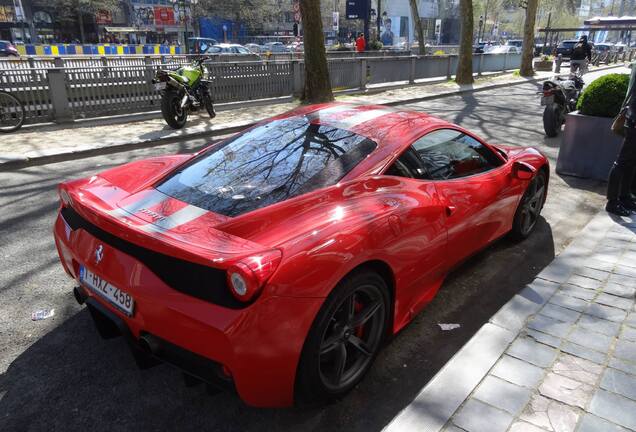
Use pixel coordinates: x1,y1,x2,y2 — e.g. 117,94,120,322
154,82,167,91
541,95,554,106
80,266,134,316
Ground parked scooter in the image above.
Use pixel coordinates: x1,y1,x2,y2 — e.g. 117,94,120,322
540,72,584,137
152,57,216,129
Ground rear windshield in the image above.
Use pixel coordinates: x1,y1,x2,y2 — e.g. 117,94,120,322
559,41,576,47
0,42,7,48
157,117,377,217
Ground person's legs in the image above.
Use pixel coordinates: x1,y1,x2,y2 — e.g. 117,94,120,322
607,127,636,215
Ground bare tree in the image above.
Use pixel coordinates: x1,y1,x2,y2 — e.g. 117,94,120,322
520,0,538,76
409,0,426,54
456,0,474,84
299,0,334,103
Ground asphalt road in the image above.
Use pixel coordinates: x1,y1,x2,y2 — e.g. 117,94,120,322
0,68,622,432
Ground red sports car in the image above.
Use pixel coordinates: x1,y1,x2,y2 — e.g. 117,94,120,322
53,103,548,407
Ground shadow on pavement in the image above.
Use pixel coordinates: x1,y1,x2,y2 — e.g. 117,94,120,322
0,217,555,432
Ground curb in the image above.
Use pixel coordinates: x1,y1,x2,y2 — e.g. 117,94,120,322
2,64,625,171
382,209,615,432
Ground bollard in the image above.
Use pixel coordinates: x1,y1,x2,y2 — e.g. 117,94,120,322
555,54,562,74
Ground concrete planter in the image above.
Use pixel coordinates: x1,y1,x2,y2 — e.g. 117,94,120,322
556,111,623,181
534,60,554,71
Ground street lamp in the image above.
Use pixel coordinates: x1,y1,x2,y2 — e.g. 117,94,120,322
170,0,198,54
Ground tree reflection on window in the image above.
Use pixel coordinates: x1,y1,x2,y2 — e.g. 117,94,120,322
157,117,377,217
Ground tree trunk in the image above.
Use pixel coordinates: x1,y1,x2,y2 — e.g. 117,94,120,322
456,0,474,84
409,0,426,55
299,0,334,103
520,0,538,77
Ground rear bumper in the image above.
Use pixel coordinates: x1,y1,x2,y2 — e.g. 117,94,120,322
53,209,324,407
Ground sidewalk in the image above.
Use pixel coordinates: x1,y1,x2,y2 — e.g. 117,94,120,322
2,66,618,171
385,211,636,432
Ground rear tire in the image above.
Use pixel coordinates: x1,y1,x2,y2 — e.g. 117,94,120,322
295,270,390,406
161,91,188,129
0,91,25,133
543,103,561,137
510,170,547,241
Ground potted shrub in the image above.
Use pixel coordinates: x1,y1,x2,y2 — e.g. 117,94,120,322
534,55,554,71
556,73,629,180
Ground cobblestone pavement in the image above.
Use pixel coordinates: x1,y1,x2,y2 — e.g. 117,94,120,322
3,67,616,167
385,212,636,432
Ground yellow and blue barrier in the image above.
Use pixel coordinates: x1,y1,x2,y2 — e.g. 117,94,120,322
15,43,183,56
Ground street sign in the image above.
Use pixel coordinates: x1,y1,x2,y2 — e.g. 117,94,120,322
333,11,339,31
435,19,441,35
346,0,368,20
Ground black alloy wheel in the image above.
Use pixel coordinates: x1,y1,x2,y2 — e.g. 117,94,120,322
511,171,547,240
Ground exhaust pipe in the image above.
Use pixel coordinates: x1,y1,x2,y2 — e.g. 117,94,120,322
138,334,161,355
73,286,85,305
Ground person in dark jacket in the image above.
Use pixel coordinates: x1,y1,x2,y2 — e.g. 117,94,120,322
606,63,636,216
570,35,592,74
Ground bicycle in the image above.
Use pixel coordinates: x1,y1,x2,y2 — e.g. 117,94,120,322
0,71,25,133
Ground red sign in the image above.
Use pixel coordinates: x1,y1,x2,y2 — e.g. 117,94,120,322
153,7,175,26
95,9,112,25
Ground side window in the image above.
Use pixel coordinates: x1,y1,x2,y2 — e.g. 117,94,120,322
411,129,502,180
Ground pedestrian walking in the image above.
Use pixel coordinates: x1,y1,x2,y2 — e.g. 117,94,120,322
356,33,366,53
606,63,636,216
570,35,591,74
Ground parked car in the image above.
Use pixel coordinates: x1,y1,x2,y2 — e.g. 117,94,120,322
188,37,218,54
244,43,263,54
506,39,523,48
262,41,289,53
205,44,260,60
555,40,579,59
488,45,520,54
54,103,549,407
0,40,19,57
594,43,614,53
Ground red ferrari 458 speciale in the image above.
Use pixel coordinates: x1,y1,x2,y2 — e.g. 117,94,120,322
53,103,548,407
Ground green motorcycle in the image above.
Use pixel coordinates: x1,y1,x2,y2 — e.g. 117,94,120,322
152,57,216,129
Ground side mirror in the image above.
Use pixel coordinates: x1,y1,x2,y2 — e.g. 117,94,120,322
512,160,536,180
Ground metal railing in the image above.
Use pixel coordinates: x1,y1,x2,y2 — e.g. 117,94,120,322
0,52,524,125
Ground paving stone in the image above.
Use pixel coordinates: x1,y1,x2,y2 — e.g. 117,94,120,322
559,284,597,301
577,413,631,432
612,265,636,278
589,389,636,430
443,425,468,432
614,339,636,362
538,261,574,285
573,266,610,282
584,259,616,273
508,421,549,432
566,275,604,290
566,326,613,353
453,398,512,432
490,355,545,389
608,273,636,289
473,375,532,415
540,304,582,324
549,294,590,313
577,314,621,337
528,314,572,338
603,282,636,299
621,326,636,342
609,357,636,375
600,368,636,401
490,294,543,332
560,341,607,365
539,372,596,409
526,329,562,348
520,394,579,432
591,249,622,265
586,303,628,323
595,293,635,310
507,337,558,368
626,312,636,328
552,352,604,385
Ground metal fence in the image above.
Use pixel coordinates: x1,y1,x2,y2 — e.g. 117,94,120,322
1,52,526,125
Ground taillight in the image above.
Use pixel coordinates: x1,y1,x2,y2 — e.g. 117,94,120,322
226,249,282,302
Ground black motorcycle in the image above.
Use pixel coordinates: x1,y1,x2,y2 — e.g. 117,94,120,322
152,57,216,129
540,73,584,137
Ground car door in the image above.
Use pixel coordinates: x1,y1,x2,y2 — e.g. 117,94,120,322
408,128,518,267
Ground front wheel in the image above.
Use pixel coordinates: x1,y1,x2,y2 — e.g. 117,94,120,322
295,270,389,406
543,103,562,137
0,91,25,133
161,91,188,129
510,170,547,241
